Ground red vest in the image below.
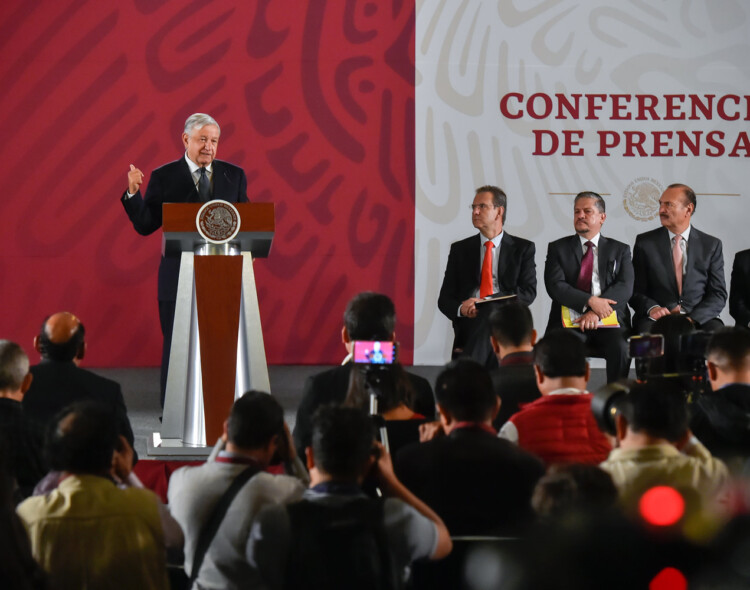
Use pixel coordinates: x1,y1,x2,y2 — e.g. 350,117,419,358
510,393,611,465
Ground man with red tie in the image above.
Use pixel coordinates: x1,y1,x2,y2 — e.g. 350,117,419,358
630,184,726,334
544,192,633,383
438,185,536,367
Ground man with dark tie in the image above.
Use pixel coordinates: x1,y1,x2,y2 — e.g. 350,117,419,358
544,192,634,383
121,113,249,404
438,185,536,367
630,183,726,334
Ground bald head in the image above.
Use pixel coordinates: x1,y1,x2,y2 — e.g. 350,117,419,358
36,312,86,362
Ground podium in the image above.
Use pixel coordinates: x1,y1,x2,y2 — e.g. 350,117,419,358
147,202,274,457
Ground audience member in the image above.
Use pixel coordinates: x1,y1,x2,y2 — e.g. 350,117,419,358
293,292,435,459
690,328,750,469
17,402,178,589
23,312,135,452
395,359,544,536
531,463,618,522
0,341,45,502
600,380,729,512
488,302,541,429
168,391,308,589
498,330,611,465
344,362,429,456
0,441,47,589
250,405,451,589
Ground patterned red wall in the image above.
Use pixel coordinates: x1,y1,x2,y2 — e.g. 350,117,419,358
0,0,416,366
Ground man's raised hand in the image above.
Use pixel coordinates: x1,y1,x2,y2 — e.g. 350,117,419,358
127,164,144,195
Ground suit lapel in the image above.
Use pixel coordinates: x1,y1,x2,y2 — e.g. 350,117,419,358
685,227,701,281
570,235,583,267
212,161,227,201
597,236,609,288
178,157,200,202
497,233,513,278
470,234,482,285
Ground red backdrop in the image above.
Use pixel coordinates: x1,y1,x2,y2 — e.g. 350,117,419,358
0,0,416,366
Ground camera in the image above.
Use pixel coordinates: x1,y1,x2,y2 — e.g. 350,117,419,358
591,380,634,436
352,340,397,365
630,330,709,400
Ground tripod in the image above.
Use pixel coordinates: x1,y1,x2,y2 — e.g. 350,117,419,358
363,366,392,454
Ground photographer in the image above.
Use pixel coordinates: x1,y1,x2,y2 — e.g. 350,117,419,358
691,328,750,470
293,292,435,459
600,380,728,512
249,405,451,590
344,357,428,456
168,391,308,589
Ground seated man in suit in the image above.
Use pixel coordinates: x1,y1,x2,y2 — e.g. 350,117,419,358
631,183,726,334
730,249,750,328
438,185,536,367
544,191,633,383
292,292,435,459
22,312,135,454
488,301,541,429
499,330,612,466
395,359,544,536
122,113,249,404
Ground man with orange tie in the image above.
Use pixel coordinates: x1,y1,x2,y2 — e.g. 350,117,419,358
544,192,634,383
438,186,536,367
630,183,726,335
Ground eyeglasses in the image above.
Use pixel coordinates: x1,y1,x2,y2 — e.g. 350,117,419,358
470,203,496,211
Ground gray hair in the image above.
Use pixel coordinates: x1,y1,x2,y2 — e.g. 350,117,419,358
574,191,606,213
0,340,29,391
184,113,220,136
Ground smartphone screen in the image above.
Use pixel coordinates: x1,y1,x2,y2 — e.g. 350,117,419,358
352,341,396,364
628,334,664,358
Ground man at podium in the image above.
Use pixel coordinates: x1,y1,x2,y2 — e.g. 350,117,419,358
121,113,249,404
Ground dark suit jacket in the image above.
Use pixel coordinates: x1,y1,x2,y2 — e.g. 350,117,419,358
394,427,544,536
490,351,541,429
730,249,750,327
23,361,135,449
438,232,536,352
292,363,435,460
544,234,634,331
0,399,46,501
121,157,248,301
691,383,750,464
631,226,726,326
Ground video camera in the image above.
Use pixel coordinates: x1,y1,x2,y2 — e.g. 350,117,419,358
592,331,711,433
628,331,710,400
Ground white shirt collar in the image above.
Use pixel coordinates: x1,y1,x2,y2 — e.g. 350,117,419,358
578,233,600,249
480,231,503,248
668,225,690,243
184,153,212,175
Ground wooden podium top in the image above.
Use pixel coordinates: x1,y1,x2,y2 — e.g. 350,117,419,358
162,202,275,257
163,202,274,232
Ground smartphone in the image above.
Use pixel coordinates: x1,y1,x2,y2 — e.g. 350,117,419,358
628,334,665,358
352,341,397,365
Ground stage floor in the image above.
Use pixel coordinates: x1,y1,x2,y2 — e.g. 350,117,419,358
92,364,612,459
